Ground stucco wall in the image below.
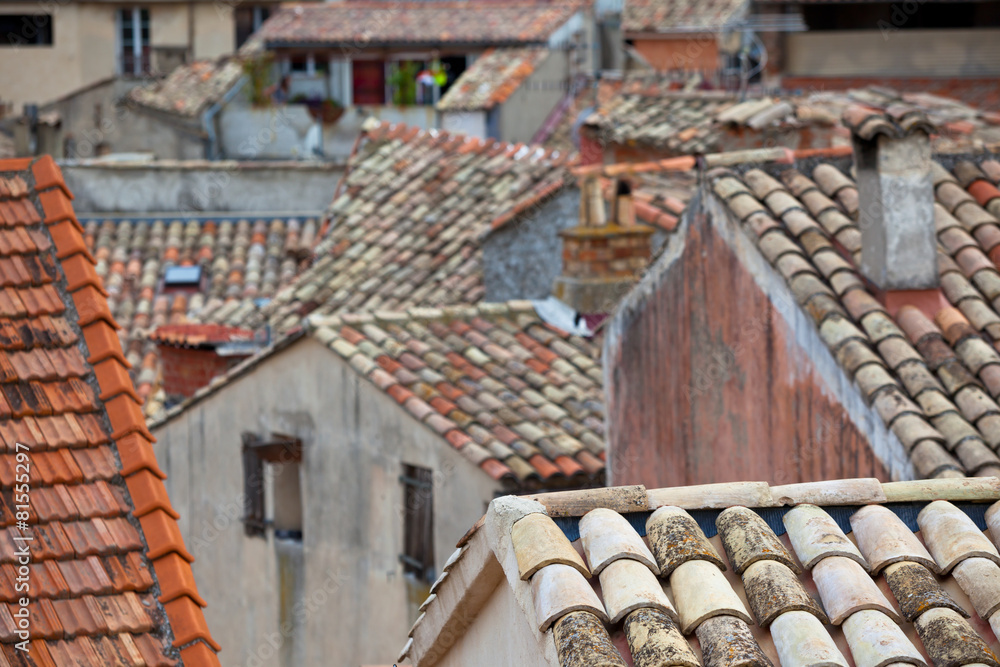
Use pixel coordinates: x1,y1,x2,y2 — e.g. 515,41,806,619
435,577,558,667
441,110,487,139
220,105,321,160
0,2,116,112
785,29,1000,77
604,190,914,488
37,77,142,158
111,107,207,160
498,51,569,145
321,105,440,161
152,338,501,667
192,3,235,59
60,159,342,213
1,1,237,113
482,188,580,302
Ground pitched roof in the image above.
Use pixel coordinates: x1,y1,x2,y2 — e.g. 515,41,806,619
404,476,1000,667
153,301,607,487
311,301,605,486
80,215,318,413
147,323,255,349
705,149,1000,479
437,47,550,112
255,1,582,47
238,122,574,336
586,86,739,154
622,0,748,33
585,84,1000,154
128,58,245,118
0,157,218,664
539,76,624,152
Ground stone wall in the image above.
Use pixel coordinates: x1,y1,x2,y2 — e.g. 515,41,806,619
482,188,580,302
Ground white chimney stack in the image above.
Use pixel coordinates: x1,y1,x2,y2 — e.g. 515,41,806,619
845,104,937,291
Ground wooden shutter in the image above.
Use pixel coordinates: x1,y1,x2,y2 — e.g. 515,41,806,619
242,432,266,537
400,465,435,582
352,60,386,105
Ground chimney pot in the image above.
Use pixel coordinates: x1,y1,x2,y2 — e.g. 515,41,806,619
614,180,635,227
581,177,606,227
847,105,937,291
553,179,653,314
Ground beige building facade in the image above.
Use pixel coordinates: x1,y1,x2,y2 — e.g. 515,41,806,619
150,337,502,666
1,0,241,113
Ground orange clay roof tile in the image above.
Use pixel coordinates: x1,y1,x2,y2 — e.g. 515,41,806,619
0,156,218,663
124,469,180,519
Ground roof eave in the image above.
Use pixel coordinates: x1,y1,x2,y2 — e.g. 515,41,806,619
263,38,549,50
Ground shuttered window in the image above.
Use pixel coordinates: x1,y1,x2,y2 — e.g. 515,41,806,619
242,433,266,537
400,464,435,582
242,432,303,538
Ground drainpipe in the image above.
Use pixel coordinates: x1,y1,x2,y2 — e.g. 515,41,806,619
202,75,247,159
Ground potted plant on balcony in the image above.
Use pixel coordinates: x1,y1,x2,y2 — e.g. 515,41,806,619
243,53,276,107
388,61,418,106
290,94,344,124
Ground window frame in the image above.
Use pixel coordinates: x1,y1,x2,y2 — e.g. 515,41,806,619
0,14,54,47
117,7,151,76
400,464,435,583
241,432,303,538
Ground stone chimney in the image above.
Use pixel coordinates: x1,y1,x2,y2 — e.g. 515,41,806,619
845,104,938,292
552,177,653,314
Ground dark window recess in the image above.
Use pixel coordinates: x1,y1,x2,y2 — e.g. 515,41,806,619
438,55,467,94
1,14,53,46
803,2,1000,30
118,8,151,75
242,433,266,537
352,60,386,105
235,5,271,48
242,432,303,538
290,55,309,73
400,464,435,582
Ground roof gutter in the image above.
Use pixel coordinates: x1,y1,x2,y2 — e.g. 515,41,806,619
202,75,247,160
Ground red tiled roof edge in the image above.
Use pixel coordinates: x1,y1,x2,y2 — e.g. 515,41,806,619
28,156,222,665
572,146,856,180
149,323,256,348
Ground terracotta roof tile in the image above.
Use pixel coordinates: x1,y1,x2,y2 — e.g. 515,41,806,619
585,84,1000,156
405,478,1000,667
623,0,747,32
236,123,572,340
708,155,1000,479
308,302,603,487
0,157,217,663
129,58,245,118
78,214,318,416
438,47,550,112
256,1,582,47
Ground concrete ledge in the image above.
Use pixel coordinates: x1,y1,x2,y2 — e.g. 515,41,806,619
59,160,345,213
